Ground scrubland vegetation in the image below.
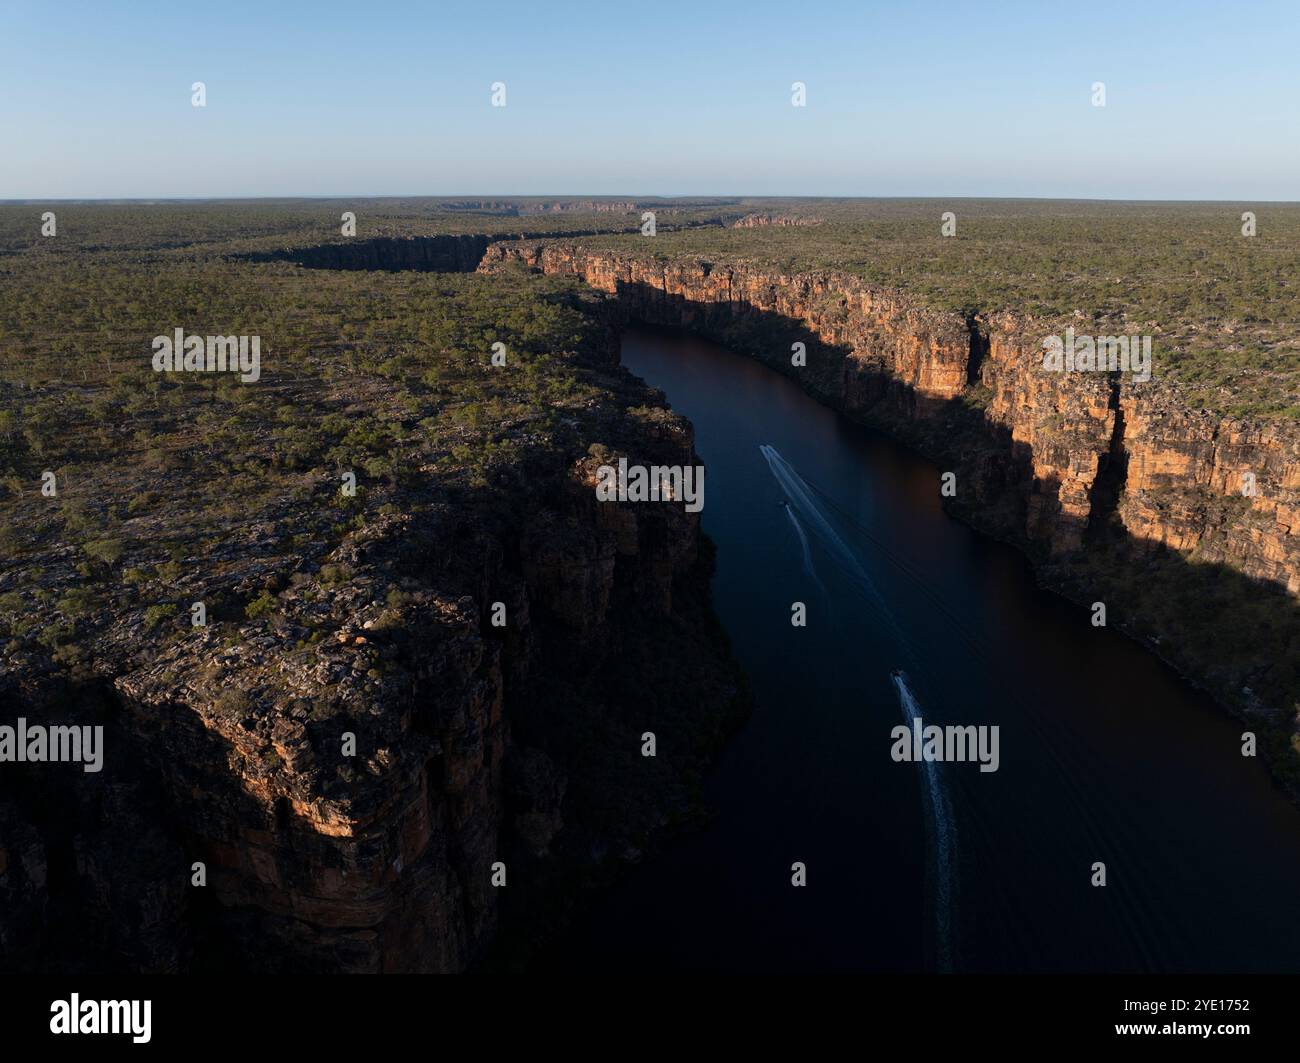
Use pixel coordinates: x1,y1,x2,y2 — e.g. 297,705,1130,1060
0,203,650,657
581,198,1300,419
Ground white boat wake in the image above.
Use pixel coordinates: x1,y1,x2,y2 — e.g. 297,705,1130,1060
759,444,906,645
758,444,956,969
782,502,827,598
891,669,957,972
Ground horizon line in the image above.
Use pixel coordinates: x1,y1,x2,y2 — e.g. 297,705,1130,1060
3,193,1298,205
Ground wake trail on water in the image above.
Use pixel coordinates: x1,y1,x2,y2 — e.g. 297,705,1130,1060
759,444,911,655
789,466,1123,870
782,503,827,598
759,444,955,968
892,670,957,972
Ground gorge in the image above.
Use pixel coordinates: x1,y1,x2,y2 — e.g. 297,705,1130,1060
479,239,1300,797
542,325,1300,972
3,202,1298,976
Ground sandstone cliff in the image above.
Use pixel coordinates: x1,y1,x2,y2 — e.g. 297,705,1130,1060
480,240,1300,783
0,306,745,974
253,233,625,273
731,213,824,228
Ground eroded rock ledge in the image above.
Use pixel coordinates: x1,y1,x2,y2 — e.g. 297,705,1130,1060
0,314,746,974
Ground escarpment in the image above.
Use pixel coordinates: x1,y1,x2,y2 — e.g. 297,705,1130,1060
480,240,1300,778
262,234,498,272
249,233,624,273
731,213,824,228
0,283,745,973
246,222,729,273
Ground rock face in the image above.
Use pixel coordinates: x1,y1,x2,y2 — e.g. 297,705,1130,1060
0,323,745,974
479,241,1299,589
253,231,634,273
432,201,638,217
1117,402,1300,592
480,240,1300,766
522,201,638,215
731,213,823,228
0,680,193,973
268,235,497,272
0,801,48,962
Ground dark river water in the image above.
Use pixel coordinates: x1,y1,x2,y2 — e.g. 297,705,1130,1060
542,326,1300,973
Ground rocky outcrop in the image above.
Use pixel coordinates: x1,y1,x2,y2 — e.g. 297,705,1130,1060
0,322,745,974
429,201,637,217
437,201,522,214
522,201,638,215
731,213,823,228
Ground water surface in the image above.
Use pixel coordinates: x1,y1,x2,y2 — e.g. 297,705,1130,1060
543,326,1300,973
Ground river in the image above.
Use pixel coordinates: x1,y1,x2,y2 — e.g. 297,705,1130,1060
540,325,1300,973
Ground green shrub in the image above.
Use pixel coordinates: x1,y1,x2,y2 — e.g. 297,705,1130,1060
57,587,98,618
244,591,278,620
143,603,178,628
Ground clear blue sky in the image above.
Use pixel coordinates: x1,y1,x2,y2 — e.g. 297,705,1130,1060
3,0,1298,200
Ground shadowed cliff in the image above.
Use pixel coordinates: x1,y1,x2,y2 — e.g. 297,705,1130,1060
478,243,1300,798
